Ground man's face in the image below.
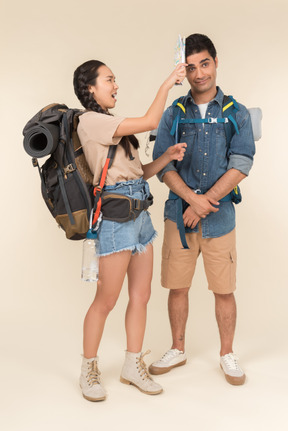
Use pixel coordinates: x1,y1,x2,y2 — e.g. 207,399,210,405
186,50,218,100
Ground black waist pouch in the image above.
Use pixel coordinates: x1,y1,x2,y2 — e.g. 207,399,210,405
101,192,153,222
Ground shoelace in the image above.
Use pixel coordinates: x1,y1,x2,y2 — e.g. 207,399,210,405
222,353,241,371
86,360,101,386
160,349,181,363
136,350,153,381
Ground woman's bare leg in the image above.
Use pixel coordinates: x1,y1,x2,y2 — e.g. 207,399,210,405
125,244,153,353
83,250,132,358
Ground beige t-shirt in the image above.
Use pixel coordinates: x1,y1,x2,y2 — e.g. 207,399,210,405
77,111,144,186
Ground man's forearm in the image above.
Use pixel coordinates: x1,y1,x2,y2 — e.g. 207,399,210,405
205,168,246,201
163,171,195,203
163,171,219,217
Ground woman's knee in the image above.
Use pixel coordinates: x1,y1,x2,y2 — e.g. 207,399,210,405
91,293,118,315
129,286,151,306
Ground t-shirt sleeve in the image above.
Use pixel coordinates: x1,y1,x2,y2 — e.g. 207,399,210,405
78,112,125,146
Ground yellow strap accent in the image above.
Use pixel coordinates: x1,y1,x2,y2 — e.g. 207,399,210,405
223,101,234,112
234,186,238,195
177,103,186,114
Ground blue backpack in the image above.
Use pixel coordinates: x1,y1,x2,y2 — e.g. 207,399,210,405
169,95,242,248
171,94,240,147
149,95,261,248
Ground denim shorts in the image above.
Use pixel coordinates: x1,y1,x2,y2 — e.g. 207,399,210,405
97,178,157,256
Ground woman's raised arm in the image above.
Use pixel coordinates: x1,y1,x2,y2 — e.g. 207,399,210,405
113,63,186,137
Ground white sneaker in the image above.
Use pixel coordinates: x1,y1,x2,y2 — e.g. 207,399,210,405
80,356,106,401
149,349,187,375
220,353,246,385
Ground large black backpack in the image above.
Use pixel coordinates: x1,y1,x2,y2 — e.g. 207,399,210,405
23,104,96,240
23,104,153,239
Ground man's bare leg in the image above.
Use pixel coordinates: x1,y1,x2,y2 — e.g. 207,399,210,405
168,287,190,352
215,292,246,385
214,292,236,356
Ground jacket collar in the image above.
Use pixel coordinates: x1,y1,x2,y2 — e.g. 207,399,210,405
185,86,224,107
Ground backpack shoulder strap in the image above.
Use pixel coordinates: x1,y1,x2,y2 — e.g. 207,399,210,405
92,145,116,229
222,95,240,145
170,96,186,140
172,96,186,114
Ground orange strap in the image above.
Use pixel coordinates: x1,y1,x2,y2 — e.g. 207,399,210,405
92,157,111,226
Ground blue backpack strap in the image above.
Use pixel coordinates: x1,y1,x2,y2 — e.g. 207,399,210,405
171,95,240,141
179,117,229,125
171,94,240,142
169,191,189,249
222,95,242,204
168,99,190,249
222,95,240,145
170,97,186,142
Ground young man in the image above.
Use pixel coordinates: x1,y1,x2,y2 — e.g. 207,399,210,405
150,34,255,385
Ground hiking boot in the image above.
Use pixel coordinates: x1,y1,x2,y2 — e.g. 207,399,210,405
220,353,246,385
120,350,163,395
80,356,106,401
149,349,187,375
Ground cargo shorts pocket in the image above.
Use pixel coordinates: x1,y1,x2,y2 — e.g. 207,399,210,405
161,247,196,289
229,250,237,290
204,249,237,294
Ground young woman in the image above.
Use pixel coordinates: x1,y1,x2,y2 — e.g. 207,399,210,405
73,60,186,401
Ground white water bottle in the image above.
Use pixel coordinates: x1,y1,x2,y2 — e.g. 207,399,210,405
81,229,100,282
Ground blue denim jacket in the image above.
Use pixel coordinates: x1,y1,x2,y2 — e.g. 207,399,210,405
153,87,255,238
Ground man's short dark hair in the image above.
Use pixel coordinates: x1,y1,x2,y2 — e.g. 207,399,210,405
185,34,217,60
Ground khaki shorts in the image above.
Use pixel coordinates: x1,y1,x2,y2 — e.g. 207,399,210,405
161,220,237,294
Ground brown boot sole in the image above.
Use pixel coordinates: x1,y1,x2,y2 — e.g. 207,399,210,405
220,364,246,385
82,394,106,402
120,376,163,395
148,359,187,375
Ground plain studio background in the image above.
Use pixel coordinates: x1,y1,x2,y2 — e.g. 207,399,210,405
1,0,287,430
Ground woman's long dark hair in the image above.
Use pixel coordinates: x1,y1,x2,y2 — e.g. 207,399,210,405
73,60,139,158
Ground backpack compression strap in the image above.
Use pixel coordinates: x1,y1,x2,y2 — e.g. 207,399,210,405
92,145,116,229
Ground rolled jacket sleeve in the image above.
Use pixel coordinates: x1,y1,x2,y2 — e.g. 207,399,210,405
152,108,177,182
227,106,256,176
227,154,253,176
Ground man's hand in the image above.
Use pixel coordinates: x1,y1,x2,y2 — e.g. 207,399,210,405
188,194,219,218
183,206,201,229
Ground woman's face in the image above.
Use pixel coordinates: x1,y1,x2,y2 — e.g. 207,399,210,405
89,65,119,111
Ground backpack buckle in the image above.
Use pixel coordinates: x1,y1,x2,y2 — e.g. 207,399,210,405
63,163,75,174
32,157,38,167
133,199,141,211
208,117,218,124
93,185,103,197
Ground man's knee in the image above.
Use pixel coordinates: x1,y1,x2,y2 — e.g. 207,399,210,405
169,287,190,299
214,292,235,302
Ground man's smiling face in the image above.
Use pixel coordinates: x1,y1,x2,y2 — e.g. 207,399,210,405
186,50,218,102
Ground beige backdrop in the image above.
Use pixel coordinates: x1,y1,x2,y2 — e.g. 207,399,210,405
1,0,288,429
